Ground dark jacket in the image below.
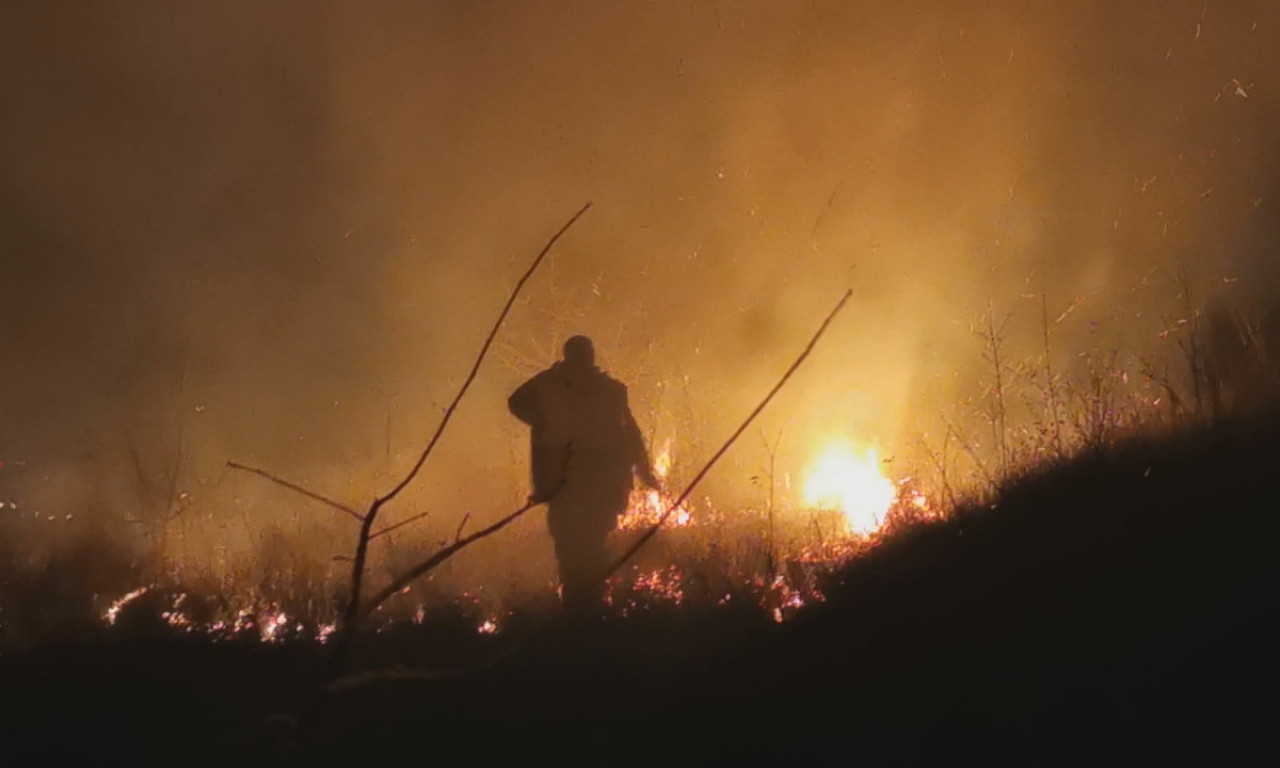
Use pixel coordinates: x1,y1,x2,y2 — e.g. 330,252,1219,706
509,362,649,503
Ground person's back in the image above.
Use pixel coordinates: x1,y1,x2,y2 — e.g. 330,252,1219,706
508,335,657,609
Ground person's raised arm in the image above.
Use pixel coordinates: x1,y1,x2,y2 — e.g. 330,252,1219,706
508,372,546,426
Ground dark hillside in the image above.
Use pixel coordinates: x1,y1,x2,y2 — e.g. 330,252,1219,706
765,411,1280,762
4,414,1279,765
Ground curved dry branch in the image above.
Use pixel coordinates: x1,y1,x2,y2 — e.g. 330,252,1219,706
595,288,853,584
378,200,592,509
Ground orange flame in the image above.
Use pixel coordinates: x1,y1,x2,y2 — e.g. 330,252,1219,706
804,441,897,535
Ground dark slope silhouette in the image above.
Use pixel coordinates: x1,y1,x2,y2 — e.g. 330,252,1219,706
3,413,1279,765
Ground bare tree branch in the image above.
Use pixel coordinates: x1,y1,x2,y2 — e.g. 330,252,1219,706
358,497,544,622
225,461,363,522
331,202,591,675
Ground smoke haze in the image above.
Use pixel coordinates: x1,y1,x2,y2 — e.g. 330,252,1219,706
2,1,1278,585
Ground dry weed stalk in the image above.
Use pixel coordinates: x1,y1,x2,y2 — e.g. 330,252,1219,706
979,302,1013,478
1176,259,1206,422
1040,294,1064,459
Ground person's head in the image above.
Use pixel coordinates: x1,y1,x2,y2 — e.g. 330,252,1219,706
562,335,595,370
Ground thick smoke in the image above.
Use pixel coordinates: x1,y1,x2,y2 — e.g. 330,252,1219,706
2,2,1278,589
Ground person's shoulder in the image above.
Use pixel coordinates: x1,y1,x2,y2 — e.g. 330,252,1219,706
598,371,628,395
531,364,564,383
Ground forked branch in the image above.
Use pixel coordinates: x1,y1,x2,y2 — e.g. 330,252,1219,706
357,496,546,622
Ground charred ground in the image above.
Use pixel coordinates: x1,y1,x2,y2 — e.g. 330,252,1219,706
3,411,1277,765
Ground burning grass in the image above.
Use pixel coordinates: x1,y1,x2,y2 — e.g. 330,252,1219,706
0,355,1190,653
5,355,935,649
1,455,932,649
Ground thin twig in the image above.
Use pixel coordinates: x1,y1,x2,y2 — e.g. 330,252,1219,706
759,428,785,579
452,512,471,543
982,302,1010,476
368,510,432,541
595,288,853,585
942,416,998,495
225,461,363,522
1041,294,1063,458
918,428,957,512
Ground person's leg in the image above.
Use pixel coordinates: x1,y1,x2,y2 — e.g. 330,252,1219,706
573,527,610,609
547,475,625,613
548,503,584,607
553,528,608,611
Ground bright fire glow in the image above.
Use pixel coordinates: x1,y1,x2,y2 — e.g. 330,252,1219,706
804,441,897,535
618,440,691,531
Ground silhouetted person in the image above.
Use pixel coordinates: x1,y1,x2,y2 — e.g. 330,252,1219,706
508,335,659,610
